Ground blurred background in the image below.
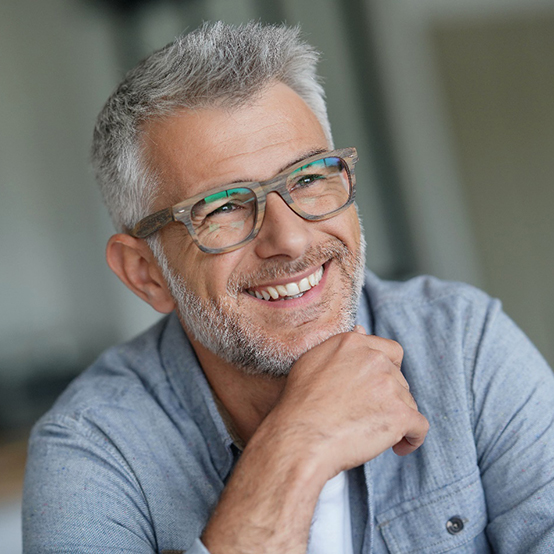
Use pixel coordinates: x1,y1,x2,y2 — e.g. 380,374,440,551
1,0,554,550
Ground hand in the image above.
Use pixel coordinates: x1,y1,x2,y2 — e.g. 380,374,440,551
202,329,428,554
268,327,429,478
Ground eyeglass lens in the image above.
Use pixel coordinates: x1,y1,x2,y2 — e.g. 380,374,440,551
189,156,351,250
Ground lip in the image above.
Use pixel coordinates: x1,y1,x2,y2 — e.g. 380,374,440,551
243,261,330,309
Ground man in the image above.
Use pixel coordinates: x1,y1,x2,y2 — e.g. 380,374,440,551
23,22,554,554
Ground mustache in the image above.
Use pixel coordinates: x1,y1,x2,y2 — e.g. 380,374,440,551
227,238,351,296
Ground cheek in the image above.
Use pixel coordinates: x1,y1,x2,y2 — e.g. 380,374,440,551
325,208,361,247
348,208,362,240
187,254,244,299
160,226,249,300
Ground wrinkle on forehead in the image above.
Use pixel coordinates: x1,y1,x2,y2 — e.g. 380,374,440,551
142,82,329,207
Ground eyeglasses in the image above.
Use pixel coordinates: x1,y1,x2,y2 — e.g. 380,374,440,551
128,147,358,254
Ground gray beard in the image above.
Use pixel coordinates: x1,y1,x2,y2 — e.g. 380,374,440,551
153,235,366,378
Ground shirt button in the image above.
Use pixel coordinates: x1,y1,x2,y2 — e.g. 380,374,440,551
446,516,465,535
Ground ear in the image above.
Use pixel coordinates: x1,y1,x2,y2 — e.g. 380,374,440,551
106,234,176,314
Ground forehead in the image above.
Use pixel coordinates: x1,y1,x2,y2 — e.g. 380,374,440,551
141,82,329,206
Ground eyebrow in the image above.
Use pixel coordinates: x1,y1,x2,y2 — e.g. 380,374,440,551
229,147,330,185
276,147,329,175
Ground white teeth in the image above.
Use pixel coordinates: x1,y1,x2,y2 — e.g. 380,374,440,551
276,285,288,297
266,286,279,299
299,278,311,292
285,282,300,296
247,266,325,301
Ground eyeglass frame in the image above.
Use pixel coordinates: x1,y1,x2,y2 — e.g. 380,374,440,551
128,147,358,254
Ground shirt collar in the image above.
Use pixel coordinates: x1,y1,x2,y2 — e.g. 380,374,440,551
159,313,236,480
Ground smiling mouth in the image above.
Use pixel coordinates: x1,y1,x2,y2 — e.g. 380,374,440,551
245,266,324,301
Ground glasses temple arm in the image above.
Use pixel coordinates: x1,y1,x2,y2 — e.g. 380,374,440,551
128,208,174,239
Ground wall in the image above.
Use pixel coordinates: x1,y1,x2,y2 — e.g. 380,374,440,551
367,0,554,365
432,14,554,364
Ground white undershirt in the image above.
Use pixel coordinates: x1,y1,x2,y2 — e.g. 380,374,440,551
307,471,354,554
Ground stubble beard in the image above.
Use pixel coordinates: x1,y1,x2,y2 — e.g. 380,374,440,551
155,234,366,378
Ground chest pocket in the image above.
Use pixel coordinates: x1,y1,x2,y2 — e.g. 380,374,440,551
375,470,488,553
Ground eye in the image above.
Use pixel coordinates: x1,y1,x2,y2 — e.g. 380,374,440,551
191,187,256,227
207,201,243,217
291,173,325,190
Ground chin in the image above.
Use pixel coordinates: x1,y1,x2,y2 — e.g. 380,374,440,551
232,312,356,378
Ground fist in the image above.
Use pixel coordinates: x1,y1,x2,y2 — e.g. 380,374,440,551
274,329,429,477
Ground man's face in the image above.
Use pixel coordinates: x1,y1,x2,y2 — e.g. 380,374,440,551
144,82,365,376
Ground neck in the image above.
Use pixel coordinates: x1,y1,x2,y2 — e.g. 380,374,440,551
188,335,287,444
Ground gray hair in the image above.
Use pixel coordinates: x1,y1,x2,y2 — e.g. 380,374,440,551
91,21,333,233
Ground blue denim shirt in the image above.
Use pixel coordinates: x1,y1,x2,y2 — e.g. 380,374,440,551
23,271,554,553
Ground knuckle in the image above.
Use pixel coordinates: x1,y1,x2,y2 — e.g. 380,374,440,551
371,349,390,367
338,330,362,348
388,341,404,369
382,373,402,397
394,342,404,361
421,414,430,433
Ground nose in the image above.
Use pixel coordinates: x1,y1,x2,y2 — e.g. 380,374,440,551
253,192,312,260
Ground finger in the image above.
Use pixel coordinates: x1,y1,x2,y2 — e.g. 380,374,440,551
392,412,429,456
397,381,418,410
374,339,410,392
353,325,366,335
359,334,409,391
393,437,420,457
364,335,404,370
373,341,410,391
394,368,411,392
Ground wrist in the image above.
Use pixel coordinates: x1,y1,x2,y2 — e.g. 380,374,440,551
250,402,336,488
202,408,332,554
